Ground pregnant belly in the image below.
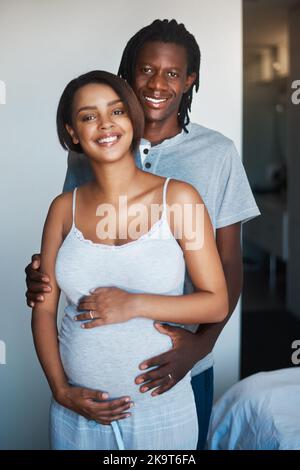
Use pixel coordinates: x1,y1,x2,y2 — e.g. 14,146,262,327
59,308,173,401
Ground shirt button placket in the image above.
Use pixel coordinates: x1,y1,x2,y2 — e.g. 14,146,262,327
143,147,151,170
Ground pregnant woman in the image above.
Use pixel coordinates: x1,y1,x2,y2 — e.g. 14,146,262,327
31,70,228,450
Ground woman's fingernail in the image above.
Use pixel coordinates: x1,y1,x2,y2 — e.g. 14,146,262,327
140,364,147,370
81,324,85,329
102,393,109,399
37,295,44,301
141,387,148,392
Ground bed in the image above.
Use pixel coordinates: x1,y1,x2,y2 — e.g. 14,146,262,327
207,367,300,450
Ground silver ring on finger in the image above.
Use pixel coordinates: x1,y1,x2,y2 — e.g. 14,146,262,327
168,373,172,382
89,310,94,320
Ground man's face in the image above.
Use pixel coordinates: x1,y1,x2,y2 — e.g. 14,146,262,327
132,41,196,126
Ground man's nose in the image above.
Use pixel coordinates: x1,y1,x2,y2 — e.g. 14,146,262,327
147,73,168,91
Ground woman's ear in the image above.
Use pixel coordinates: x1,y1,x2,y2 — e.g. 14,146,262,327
66,124,79,145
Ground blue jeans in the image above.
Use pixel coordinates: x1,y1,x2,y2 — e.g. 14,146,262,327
191,367,214,450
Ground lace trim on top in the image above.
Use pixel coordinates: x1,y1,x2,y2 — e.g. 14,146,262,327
72,216,167,250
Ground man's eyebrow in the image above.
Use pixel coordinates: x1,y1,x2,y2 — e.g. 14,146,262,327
77,100,123,114
137,62,180,69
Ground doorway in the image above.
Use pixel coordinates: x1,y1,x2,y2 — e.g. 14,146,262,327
241,0,300,378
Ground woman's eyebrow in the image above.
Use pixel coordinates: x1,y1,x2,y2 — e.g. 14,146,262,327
77,100,123,115
107,99,123,106
77,105,97,114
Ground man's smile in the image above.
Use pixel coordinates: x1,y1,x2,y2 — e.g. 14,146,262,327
142,93,171,109
144,95,168,104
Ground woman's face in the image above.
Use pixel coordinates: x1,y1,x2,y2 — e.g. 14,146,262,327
67,83,133,163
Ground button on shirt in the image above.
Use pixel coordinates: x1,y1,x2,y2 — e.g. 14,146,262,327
140,145,150,158
63,122,260,377
140,143,151,169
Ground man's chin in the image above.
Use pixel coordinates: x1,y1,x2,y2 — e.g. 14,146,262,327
143,107,170,124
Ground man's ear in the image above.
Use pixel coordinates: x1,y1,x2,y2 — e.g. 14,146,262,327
66,124,79,145
183,72,197,93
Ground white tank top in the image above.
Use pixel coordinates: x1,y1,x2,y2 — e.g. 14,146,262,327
56,177,185,305
55,178,193,402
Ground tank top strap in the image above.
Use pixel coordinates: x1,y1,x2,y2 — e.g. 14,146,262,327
162,177,171,218
71,187,78,228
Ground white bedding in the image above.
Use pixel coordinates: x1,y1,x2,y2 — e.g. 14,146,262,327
207,368,300,450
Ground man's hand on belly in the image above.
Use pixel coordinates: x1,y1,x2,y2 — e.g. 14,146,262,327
55,386,134,425
135,322,200,397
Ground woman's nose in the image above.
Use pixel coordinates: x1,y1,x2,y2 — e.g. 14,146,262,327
98,117,114,130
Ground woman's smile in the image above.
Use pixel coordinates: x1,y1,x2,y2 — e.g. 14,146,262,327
95,132,122,147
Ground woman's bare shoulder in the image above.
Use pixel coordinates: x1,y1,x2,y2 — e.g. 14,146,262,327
45,192,73,232
48,191,72,211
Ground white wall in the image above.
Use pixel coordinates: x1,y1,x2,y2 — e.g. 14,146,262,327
0,0,242,449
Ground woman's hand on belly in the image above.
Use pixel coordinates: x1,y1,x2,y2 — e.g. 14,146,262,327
55,385,133,425
75,287,136,328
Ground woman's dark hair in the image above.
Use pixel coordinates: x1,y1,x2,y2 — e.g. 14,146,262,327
57,70,144,153
118,19,200,132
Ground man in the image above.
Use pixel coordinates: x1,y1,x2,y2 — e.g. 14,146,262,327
25,19,260,449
